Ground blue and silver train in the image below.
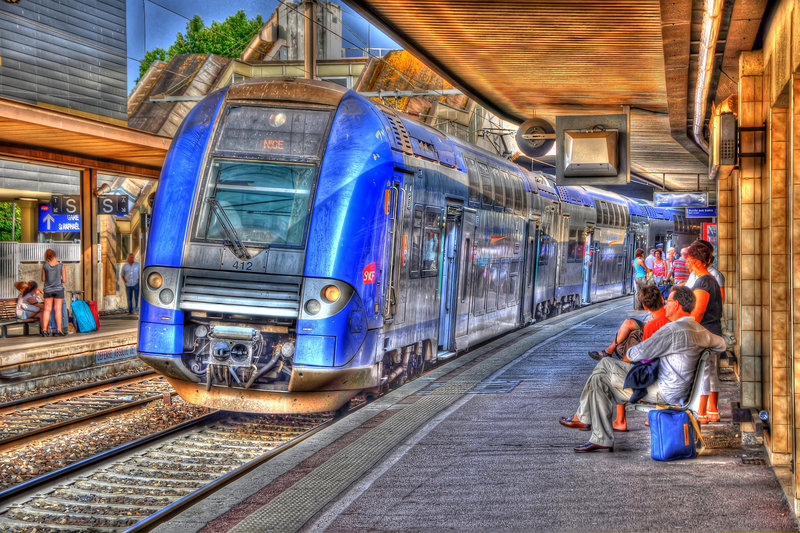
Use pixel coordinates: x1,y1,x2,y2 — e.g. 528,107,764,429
138,78,700,413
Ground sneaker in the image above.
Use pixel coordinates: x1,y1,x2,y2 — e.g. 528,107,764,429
588,350,609,361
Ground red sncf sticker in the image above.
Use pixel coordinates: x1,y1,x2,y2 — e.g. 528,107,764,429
362,262,376,284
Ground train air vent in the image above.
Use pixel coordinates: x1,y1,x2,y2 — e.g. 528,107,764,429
381,111,413,155
179,270,301,318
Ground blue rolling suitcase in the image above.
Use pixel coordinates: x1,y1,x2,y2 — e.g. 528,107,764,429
71,300,97,333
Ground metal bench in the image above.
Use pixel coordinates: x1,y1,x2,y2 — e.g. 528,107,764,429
628,349,711,415
0,298,40,338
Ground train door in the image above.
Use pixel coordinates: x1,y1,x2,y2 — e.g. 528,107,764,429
454,209,476,349
623,229,637,294
554,213,569,289
581,229,593,304
382,180,403,322
438,204,462,355
520,219,539,323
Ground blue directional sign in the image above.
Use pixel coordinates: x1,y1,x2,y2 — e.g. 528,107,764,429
38,204,80,233
686,206,717,218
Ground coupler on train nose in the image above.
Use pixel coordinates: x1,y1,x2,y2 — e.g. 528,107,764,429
201,325,295,390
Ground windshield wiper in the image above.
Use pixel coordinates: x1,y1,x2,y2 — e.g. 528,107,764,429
207,198,251,260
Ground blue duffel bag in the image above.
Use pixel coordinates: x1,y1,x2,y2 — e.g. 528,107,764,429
649,408,703,461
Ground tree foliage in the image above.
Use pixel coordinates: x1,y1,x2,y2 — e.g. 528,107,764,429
0,203,22,242
138,10,264,81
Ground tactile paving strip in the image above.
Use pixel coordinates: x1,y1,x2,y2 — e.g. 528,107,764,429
228,301,623,533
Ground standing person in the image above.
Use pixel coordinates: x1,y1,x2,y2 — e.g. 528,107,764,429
652,249,668,286
672,247,690,285
41,249,66,336
122,253,141,315
632,248,650,310
685,242,723,424
666,247,677,282
644,248,656,271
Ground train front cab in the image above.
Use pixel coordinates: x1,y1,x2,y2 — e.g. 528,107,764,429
139,80,402,413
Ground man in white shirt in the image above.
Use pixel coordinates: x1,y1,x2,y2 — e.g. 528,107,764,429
121,253,141,315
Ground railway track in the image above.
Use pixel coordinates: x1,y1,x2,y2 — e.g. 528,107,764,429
0,411,334,532
0,374,171,450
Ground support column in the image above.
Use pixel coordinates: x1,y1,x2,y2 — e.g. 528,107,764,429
79,169,97,302
303,0,317,80
769,105,791,465
738,51,765,409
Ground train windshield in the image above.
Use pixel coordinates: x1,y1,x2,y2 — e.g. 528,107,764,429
195,159,315,247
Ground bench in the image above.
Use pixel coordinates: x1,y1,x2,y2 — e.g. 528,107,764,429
0,298,40,338
628,349,711,416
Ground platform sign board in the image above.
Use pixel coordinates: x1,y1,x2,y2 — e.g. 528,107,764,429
38,204,80,233
97,195,129,216
653,191,708,208
50,195,81,215
686,206,717,218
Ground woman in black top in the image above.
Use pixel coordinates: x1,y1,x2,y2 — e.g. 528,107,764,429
686,242,723,423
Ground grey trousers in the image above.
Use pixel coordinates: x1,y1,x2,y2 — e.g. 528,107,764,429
575,357,666,447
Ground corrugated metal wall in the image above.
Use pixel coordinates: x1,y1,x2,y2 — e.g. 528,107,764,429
0,242,81,298
0,0,127,122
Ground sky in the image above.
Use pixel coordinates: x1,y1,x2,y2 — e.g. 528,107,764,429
125,0,399,94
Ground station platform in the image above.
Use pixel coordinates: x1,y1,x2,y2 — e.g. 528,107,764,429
0,314,141,396
157,299,799,533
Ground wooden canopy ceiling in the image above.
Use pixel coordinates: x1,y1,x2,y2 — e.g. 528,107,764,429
345,0,766,191
0,97,170,179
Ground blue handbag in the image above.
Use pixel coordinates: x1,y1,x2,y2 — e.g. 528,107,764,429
649,408,703,461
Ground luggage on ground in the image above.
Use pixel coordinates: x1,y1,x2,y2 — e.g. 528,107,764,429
649,408,702,461
48,299,70,332
88,300,100,330
71,300,97,333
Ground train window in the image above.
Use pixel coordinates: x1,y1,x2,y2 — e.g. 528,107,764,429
214,106,331,157
486,264,498,311
465,158,481,206
421,207,442,277
497,263,508,309
477,162,493,207
410,205,423,277
196,159,315,247
512,175,524,214
567,229,584,263
492,169,506,209
472,260,486,315
538,234,551,266
504,172,515,213
509,261,520,304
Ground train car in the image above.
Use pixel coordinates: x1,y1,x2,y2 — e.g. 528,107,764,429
139,77,686,414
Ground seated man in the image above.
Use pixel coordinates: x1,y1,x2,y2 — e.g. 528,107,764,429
559,286,726,453
588,284,668,361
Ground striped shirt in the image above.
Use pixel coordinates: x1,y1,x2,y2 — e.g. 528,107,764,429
672,258,690,283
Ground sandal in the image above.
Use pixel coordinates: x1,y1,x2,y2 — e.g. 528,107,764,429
697,414,709,425
588,350,611,361
707,411,720,423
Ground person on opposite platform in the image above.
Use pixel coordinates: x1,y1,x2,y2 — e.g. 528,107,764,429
559,286,726,453
121,253,141,315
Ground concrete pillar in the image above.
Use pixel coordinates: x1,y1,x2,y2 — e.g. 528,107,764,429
738,51,765,410
770,104,791,464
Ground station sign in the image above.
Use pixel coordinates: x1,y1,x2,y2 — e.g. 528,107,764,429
653,191,707,208
97,195,129,216
50,194,81,215
39,204,80,233
686,206,717,218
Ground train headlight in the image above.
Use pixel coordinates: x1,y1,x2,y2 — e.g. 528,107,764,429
321,285,341,303
159,288,174,305
305,299,321,315
147,272,163,289
269,112,287,128
194,325,209,338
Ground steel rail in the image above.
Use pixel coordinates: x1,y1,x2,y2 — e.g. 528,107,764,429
0,391,178,451
0,370,156,410
0,411,221,504
124,416,339,533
